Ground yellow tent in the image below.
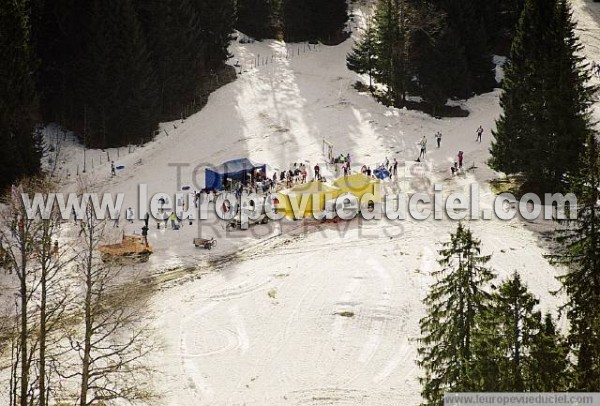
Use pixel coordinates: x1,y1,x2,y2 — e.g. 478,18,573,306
333,173,382,204
278,181,340,219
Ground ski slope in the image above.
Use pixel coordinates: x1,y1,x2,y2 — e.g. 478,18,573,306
38,1,600,404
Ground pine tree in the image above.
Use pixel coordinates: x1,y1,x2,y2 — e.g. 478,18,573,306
347,19,377,90
192,0,235,68
552,133,600,390
429,0,495,97
372,0,410,104
490,0,594,192
472,273,542,391
80,0,160,147
545,0,595,187
418,224,496,405
135,0,204,117
0,0,42,188
528,313,569,391
33,0,89,125
414,22,469,114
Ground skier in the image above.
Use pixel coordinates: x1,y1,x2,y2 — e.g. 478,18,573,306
393,158,398,176
419,136,427,159
436,132,442,148
476,126,483,143
458,151,464,168
111,161,116,177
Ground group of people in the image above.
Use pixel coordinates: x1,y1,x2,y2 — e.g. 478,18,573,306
414,126,484,176
332,153,353,178
274,162,310,188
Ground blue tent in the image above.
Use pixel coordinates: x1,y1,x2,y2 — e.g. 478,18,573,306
205,158,266,190
373,168,390,180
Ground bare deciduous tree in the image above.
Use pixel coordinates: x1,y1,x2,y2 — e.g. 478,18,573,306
59,202,157,406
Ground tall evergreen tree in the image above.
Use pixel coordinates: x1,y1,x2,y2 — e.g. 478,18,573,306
347,19,377,90
472,273,542,391
429,0,495,96
79,0,160,147
372,0,412,104
490,0,595,192
192,0,235,68
528,313,569,391
414,20,469,114
135,0,204,117
552,133,600,390
0,0,42,188
33,0,89,126
418,224,496,406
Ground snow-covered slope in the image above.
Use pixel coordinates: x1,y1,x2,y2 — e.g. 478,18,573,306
38,1,600,404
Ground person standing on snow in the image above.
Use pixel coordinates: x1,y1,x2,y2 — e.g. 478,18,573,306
458,151,464,168
435,132,442,148
476,126,483,143
111,161,116,177
419,136,427,159
314,164,320,181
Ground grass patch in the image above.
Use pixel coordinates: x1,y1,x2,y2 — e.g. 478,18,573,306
489,176,525,197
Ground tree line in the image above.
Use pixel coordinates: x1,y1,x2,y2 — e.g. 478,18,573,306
33,0,236,149
236,0,348,43
347,0,524,114
419,155,600,403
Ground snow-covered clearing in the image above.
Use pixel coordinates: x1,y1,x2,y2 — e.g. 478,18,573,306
31,1,600,404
